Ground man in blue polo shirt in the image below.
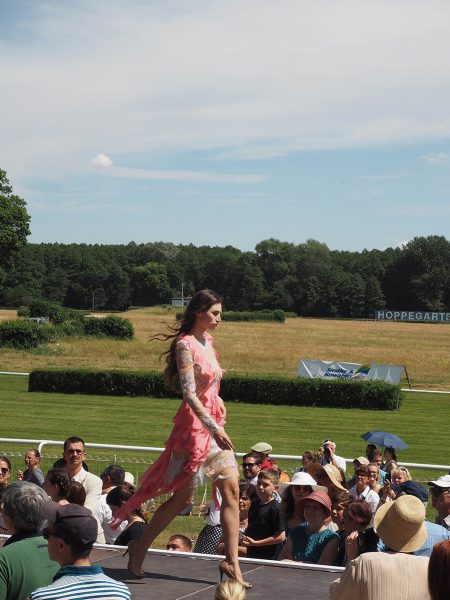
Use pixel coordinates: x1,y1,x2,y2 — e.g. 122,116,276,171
30,501,130,600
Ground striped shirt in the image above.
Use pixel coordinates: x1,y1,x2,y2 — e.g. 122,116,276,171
30,565,130,600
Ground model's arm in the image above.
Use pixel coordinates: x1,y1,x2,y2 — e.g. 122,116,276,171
176,339,223,435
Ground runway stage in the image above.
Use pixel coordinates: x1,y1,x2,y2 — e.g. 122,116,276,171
91,546,344,600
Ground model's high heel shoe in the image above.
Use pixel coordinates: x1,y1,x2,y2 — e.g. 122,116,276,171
219,560,252,589
125,539,145,578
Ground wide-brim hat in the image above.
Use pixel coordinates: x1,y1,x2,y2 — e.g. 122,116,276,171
374,495,427,552
251,442,272,453
284,471,327,493
297,490,332,517
307,463,347,491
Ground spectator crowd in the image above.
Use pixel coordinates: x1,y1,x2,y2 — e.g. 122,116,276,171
0,436,449,599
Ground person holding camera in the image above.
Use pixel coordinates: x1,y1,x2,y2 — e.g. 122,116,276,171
320,440,347,474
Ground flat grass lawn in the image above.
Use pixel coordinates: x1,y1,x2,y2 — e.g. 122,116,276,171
1,374,449,538
2,307,450,389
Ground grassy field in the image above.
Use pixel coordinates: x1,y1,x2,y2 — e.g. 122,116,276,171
1,307,450,546
2,307,450,389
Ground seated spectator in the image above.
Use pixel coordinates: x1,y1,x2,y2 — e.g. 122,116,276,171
365,443,377,458
166,534,193,552
106,484,147,547
17,449,44,486
347,457,370,489
0,455,12,534
320,439,347,474
336,498,378,566
294,450,319,473
99,464,127,544
279,490,339,565
307,463,347,502
428,475,450,530
367,449,386,484
241,469,285,559
0,482,59,600
42,468,72,504
217,483,251,556
378,480,449,557
382,446,398,477
30,501,130,600
241,453,262,486
391,466,412,485
250,443,278,471
281,472,327,536
367,462,383,493
215,580,246,600
329,495,430,600
67,481,86,506
348,465,379,518
428,539,450,600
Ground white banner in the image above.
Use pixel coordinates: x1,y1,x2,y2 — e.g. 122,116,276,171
296,359,404,384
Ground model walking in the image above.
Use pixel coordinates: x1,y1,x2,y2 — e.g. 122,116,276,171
112,289,250,588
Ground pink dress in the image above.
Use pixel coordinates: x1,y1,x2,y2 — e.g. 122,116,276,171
112,332,236,525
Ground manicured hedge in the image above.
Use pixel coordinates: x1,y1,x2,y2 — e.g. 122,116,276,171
0,319,55,349
28,369,402,410
176,309,286,322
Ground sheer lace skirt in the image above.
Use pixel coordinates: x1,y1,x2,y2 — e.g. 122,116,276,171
166,439,238,489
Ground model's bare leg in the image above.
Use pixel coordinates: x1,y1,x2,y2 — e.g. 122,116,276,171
216,472,251,588
127,481,193,577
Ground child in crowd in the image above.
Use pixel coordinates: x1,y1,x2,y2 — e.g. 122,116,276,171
241,469,285,559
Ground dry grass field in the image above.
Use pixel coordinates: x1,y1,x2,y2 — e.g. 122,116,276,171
1,307,449,389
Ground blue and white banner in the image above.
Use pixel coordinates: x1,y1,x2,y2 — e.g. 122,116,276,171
297,359,404,384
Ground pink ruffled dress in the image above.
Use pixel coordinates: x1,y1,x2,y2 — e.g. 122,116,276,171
112,332,237,526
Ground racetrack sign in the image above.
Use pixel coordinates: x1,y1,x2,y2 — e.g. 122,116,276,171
297,359,404,384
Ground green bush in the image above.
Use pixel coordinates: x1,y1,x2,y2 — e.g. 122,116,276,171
27,299,84,325
28,368,402,410
0,319,55,349
83,315,134,339
17,305,30,317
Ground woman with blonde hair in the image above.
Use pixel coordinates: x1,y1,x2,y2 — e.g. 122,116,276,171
215,580,246,600
390,466,412,485
112,290,249,588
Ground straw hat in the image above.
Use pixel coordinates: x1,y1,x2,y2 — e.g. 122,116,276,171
353,456,370,466
307,463,347,491
374,495,427,553
297,490,332,517
283,471,328,493
251,442,272,453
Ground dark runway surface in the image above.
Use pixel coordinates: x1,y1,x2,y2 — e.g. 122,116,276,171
91,547,343,600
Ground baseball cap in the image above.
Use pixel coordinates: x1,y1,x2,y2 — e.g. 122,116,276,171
428,474,450,489
251,442,272,453
41,500,97,547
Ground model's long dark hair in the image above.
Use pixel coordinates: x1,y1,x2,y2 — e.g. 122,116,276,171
153,289,222,391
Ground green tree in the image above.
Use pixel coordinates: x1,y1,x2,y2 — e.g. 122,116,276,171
0,169,31,271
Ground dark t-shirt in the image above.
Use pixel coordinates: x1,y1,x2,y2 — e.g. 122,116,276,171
114,521,146,546
245,499,284,559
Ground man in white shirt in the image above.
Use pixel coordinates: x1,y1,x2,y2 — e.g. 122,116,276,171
428,474,450,530
62,436,105,543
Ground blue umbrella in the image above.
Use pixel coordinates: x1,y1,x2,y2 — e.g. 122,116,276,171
361,431,408,450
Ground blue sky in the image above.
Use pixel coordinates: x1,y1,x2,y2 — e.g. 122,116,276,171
2,0,450,251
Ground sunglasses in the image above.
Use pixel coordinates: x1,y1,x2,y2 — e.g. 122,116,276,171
292,485,313,491
242,463,257,468
65,449,84,455
431,487,450,496
0,468,10,475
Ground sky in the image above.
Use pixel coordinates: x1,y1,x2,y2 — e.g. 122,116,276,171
2,0,450,252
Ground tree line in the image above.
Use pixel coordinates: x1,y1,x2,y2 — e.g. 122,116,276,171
1,235,450,318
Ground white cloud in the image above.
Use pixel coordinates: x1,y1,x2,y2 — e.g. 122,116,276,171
93,166,266,184
90,153,113,168
422,152,450,165
2,0,450,181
